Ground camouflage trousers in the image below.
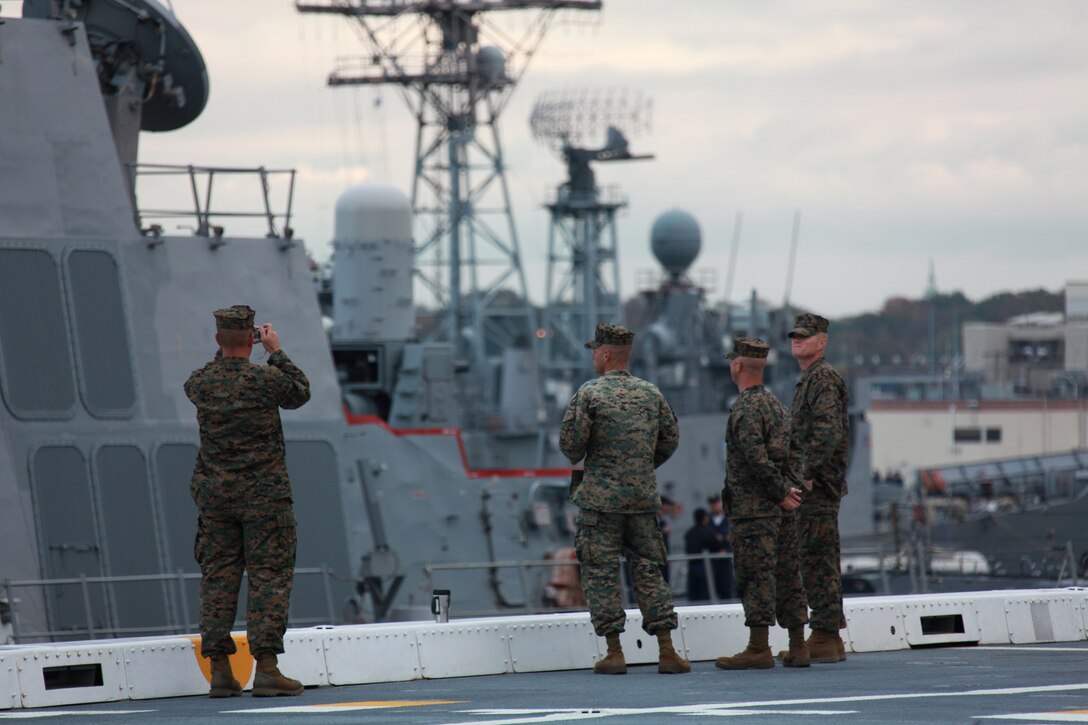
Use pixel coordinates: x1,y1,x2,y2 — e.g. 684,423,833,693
195,500,297,657
732,515,808,629
797,504,846,633
574,509,678,637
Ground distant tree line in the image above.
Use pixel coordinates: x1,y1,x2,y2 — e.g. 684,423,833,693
826,288,1064,368
409,285,1064,372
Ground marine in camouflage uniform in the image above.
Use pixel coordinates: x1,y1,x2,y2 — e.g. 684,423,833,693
185,305,311,695
787,312,850,663
715,337,807,670
560,323,689,675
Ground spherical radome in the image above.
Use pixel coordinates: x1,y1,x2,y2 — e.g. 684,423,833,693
650,209,701,276
476,46,506,84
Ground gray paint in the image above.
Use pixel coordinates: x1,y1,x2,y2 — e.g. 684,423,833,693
0,22,135,240
0,12,367,641
30,445,109,638
94,445,169,633
0,249,77,416
67,250,137,416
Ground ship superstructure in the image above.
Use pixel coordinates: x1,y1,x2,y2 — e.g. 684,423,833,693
7,0,1076,653
0,0,590,642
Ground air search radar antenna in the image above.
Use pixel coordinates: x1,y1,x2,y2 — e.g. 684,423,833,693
296,0,603,370
529,88,653,381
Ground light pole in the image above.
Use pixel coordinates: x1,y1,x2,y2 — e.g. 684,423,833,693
1056,371,1086,449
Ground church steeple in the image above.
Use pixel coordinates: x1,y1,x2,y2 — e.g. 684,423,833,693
923,259,938,300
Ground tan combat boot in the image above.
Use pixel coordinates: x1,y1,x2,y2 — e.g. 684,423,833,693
780,626,811,668
807,629,846,664
715,625,774,670
656,630,691,674
594,633,627,675
252,653,304,696
208,654,242,698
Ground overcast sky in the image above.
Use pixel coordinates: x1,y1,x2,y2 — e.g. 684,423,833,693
13,1,1085,317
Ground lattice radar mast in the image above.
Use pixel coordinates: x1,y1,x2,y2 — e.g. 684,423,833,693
528,88,652,381
296,0,602,368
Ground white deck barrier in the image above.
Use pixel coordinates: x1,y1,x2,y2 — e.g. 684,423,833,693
1,588,1086,709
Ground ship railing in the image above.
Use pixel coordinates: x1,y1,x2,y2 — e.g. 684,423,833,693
841,545,909,595
326,53,484,87
841,540,1081,595
125,163,297,244
543,183,628,209
1,566,339,645
423,552,739,618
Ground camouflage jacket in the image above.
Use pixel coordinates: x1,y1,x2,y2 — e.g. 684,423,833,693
724,385,793,520
185,349,311,508
559,370,679,513
788,357,849,506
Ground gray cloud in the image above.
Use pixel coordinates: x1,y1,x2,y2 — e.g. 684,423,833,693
19,0,1076,316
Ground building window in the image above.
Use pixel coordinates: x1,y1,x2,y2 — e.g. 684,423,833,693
1008,339,1063,364
986,427,1002,443
954,427,982,443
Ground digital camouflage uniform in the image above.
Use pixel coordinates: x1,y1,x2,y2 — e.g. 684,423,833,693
560,324,680,637
787,314,850,634
185,306,311,657
723,337,807,630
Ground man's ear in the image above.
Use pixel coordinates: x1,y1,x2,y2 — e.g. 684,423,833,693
214,332,222,347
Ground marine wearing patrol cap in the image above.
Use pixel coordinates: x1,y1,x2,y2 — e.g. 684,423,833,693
214,305,255,330
584,323,635,349
787,312,829,339
724,335,769,360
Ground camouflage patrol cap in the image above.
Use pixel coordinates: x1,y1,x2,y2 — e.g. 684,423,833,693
787,312,830,339
724,335,769,360
213,305,255,330
584,323,634,349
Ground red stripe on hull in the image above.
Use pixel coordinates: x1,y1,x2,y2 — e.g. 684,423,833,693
345,413,573,479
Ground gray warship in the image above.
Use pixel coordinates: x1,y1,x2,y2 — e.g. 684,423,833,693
31,0,1070,648
0,0,873,645
0,0,563,641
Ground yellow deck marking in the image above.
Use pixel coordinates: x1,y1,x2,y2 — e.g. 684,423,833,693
980,714,1088,722
313,700,463,708
229,700,464,714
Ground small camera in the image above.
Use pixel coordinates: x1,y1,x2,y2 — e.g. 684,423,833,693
253,326,262,342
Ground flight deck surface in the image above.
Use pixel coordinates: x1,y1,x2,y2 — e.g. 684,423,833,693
6,643,1087,724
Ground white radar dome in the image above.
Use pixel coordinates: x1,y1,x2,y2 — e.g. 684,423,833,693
332,183,414,343
334,183,412,241
650,208,701,278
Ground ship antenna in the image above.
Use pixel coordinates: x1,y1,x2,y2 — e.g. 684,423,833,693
296,0,603,371
529,87,652,382
782,209,801,333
